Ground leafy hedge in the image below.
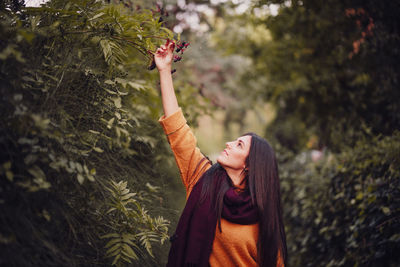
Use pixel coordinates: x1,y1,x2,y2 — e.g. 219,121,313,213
0,1,200,266
279,132,400,267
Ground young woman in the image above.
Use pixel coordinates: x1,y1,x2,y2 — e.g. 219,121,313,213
155,41,287,267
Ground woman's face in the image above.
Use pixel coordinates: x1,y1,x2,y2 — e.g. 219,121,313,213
217,135,252,170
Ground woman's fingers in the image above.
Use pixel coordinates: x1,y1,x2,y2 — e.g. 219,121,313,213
155,40,175,60
168,42,175,51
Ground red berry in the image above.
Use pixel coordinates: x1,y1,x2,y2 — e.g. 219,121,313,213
173,55,182,62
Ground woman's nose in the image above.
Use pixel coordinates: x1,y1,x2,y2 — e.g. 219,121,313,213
226,142,232,148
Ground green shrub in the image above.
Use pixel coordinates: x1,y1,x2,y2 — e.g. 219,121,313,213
279,132,400,266
0,1,192,266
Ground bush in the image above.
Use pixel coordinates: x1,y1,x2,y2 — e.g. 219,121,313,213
0,1,192,266
279,132,400,267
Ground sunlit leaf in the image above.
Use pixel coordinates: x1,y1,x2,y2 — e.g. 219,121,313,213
77,173,84,184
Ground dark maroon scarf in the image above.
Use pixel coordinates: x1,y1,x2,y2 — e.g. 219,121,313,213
166,165,259,267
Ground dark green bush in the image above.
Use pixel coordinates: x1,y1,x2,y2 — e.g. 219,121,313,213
0,1,196,266
279,132,400,267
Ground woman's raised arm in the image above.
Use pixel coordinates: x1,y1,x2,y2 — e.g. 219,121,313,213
154,41,211,197
154,40,179,117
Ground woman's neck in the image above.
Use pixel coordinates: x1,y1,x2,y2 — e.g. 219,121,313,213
224,167,246,187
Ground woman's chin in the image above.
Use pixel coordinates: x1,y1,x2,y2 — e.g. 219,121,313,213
216,156,225,166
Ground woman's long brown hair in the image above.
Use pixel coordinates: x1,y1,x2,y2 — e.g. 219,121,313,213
200,133,288,267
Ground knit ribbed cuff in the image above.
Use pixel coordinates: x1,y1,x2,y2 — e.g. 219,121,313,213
158,108,187,135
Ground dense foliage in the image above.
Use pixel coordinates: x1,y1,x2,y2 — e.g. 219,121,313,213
278,132,400,266
0,0,205,266
206,0,400,266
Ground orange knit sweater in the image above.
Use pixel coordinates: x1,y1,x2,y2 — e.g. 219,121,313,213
159,108,284,267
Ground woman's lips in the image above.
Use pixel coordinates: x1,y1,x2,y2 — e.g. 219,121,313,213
223,149,228,156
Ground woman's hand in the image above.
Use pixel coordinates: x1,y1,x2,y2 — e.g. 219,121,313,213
154,39,175,72
155,39,179,116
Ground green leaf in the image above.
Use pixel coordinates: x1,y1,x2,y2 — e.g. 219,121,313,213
113,97,122,108
107,118,115,129
381,206,391,215
77,173,84,184
28,165,46,180
87,175,95,182
103,87,118,95
122,238,136,247
389,234,400,242
121,192,136,200
101,233,120,239
161,27,174,38
127,81,145,91
3,161,12,170
24,154,37,165
106,243,121,256
107,207,116,213
111,254,121,266
75,162,83,173
89,12,105,21
6,170,14,181
93,147,104,153
122,243,138,260
105,238,122,248
121,255,132,263
83,164,89,174
104,79,115,85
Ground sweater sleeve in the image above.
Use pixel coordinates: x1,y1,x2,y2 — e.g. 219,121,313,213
159,108,211,197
